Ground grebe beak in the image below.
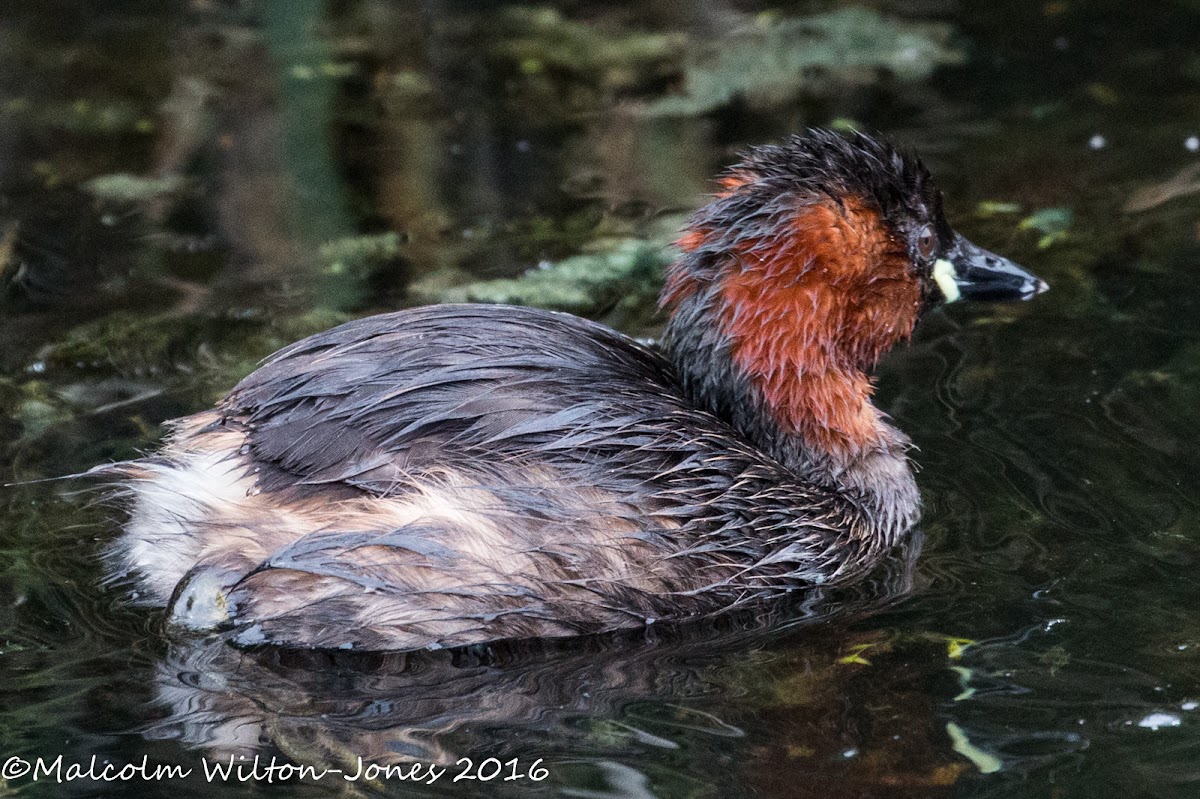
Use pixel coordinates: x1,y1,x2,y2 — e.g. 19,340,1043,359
933,235,1049,303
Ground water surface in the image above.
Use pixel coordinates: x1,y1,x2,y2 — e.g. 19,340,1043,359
2,1,1200,797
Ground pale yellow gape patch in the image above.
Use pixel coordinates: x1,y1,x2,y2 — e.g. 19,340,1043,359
933,257,960,303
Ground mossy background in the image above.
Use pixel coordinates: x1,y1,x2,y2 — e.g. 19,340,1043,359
2,1,1200,797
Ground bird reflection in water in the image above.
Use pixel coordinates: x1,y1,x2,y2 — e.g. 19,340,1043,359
133,533,985,796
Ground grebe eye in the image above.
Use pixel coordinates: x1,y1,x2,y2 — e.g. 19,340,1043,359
915,226,937,260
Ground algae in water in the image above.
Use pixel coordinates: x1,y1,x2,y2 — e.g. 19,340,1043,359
645,8,964,117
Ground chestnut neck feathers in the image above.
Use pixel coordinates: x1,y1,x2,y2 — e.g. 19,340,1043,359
661,132,935,524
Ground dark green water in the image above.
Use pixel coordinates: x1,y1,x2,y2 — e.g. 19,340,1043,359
2,1,1200,797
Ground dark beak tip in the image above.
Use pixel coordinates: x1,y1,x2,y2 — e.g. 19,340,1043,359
951,235,1049,303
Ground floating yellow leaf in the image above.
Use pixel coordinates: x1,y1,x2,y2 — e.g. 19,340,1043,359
950,666,976,701
946,722,1002,773
946,637,974,659
976,201,1022,217
838,643,874,666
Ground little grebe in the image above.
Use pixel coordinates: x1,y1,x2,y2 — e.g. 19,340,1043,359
104,131,1046,651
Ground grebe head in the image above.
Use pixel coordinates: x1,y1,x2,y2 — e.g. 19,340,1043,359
662,130,1047,464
